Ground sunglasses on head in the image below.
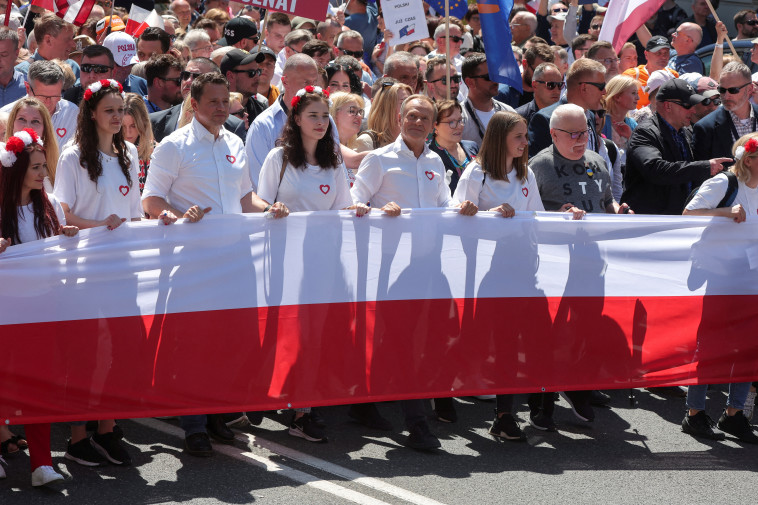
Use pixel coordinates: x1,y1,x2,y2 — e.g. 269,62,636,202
429,74,462,85
717,82,751,95
231,68,263,78
181,70,202,81
442,35,464,43
81,63,113,74
534,79,565,90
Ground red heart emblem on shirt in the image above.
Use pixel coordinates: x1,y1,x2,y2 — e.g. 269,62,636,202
119,185,129,196
425,171,434,180
56,128,66,138
226,155,236,163
522,187,528,197
319,185,330,194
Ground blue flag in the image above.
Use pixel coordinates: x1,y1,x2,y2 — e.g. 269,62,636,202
427,0,468,20
479,0,522,93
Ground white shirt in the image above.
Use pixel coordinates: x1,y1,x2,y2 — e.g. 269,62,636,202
257,147,353,212
453,161,545,212
1,98,78,150
686,172,758,219
54,143,142,221
351,135,455,209
272,47,286,88
14,194,66,244
144,118,253,215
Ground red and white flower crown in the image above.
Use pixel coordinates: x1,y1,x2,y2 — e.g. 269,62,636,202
290,85,330,110
735,137,758,161
0,128,43,167
84,79,125,101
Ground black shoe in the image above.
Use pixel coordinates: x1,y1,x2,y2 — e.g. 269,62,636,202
434,398,458,423
184,432,213,457
404,421,441,450
91,432,131,465
348,404,393,431
85,421,123,439
64,438,104,466
560,392,595,422
206,414,236,444
288,413,327,442
247,411,264,426
310,407,327,429
223,413,250,429
717,410,758,444
489,413,526,441
529,411,557,432
589,390,611,406
682,411,725,441
646,386,688,398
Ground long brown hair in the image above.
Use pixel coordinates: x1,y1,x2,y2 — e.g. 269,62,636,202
5,98,59,185
477,111,529,183
278,91,341,170
123,93,154,161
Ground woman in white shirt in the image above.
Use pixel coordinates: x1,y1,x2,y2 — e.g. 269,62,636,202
0,129,77,487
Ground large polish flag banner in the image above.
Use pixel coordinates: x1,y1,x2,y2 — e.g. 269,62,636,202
1,210,757,423
599,0,667,54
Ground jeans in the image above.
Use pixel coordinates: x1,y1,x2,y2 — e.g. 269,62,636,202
180,415,207,436
685,382,752,411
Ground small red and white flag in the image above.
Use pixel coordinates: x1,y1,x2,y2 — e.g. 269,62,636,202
598,0,666,54
32,0,96,27
124,0,164,38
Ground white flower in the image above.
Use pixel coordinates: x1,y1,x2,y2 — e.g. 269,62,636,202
0,149,17,168
15,130,32,146
735,146,746,161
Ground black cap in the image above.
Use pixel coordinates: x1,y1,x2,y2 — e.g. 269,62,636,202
656,78,705,105
645,35,671,53
218,17,258,46
220,48,264,75
249,46,276,61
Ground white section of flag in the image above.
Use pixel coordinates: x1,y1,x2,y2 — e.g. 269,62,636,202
598,0,666,53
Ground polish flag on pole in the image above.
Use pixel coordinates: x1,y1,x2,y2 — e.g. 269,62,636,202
124,0,164,38
599,0,666,54
31,0,96,26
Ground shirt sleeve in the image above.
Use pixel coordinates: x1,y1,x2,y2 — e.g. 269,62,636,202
256,147,285,204
351,151,383,205
236,146,254,199
525,169,545,212
245,118,272,189
53,148,81,209
331,163,354,210
452,162,484,207
142,139,180,202
50,195,66,225
685,173,729,211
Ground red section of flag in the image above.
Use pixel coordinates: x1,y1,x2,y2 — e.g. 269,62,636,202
237,0,330,22
31,0,96,27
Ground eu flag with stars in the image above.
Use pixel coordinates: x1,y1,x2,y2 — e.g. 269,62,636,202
428,0,468,20
479,0,522,93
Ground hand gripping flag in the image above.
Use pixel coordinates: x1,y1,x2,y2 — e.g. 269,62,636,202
479,0,522,92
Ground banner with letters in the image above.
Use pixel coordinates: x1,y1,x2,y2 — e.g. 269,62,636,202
239,0,331,22
1,210,757,423
381,0,429,47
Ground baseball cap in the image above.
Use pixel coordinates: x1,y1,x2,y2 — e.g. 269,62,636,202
695,76,719,98
250,46,276,61
645,35,671,53
70,35,96,58
656,78,705,105
220,48,265,75
103,31,138,67
291,17,316,31
218,17,258,46
547,12,568,23
645,69,676,94
96,15,125,39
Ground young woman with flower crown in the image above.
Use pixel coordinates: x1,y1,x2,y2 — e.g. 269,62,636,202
0,129,78,486
52,78,141,467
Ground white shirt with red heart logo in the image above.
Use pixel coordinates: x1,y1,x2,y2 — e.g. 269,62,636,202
452,161,545,212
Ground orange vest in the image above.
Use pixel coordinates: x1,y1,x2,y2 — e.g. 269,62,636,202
622,65,679,109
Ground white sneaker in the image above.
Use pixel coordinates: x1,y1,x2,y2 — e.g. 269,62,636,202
473,395,496,400
31,466,64,487
744,390,757,421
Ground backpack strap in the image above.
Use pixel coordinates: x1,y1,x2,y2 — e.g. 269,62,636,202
718,171,739,208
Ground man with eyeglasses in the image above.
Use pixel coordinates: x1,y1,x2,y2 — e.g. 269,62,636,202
623,79,731,215
510,11,537,48
143,54,184,113
622,35,679,110
343,0,379,58
217,16,260,52
221,48,268,127
534,0,568,46
669,23,704,75
460,52,515,148
733,10,758,41
498,43,554,109
424,57,461,102
517,62,563,125
693,62,758,162
587,41,620,82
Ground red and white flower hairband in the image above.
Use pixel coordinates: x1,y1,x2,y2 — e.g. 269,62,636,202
735,137,758,161
84,79,125,101
0,128,43,167
291,85,331,110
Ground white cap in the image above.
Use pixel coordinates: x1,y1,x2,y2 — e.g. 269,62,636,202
103,31,138,67
645,69,676,95
548,12,568,23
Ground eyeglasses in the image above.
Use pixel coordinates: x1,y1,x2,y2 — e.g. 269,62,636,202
551,8,568,13
181,70,202,81
591,24,602,30
534,79,565,90
338,47,364,59
286,44,301,54
28,86,61,101
595,57,620,66
439,118,466,128
717,82,751,95
248,36,260,44
470,73,491,82
666,100,694,110
441,35,464,43
580,81,606,91
230,109,247,118
745,19,758,26
159,76,183,84
554,128,589,140
701,97,722,106
428,74,461,85
591,109,606,118
231,68,263,77
341,106,364,117
81,63,113,74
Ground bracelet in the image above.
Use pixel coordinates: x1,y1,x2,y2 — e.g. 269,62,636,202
264,204,272,212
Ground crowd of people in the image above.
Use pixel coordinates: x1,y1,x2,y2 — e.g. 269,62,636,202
0,0,757,488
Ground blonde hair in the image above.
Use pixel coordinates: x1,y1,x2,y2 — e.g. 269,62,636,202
478,111,528,183
123,93,154,161
604,75,639,117
366,82,413,147
6,97,59,185
329,91,365,148
731,132,758,183
229,91,243,108
178,94,194,128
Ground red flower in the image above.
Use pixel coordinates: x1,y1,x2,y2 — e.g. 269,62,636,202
116,81,124,92
291,95,302,109
25,128,39,144
323,88,330,98
84,89,93,101
746,138,758,154
304,85,315,93
5,136,25,154
99,79,110,87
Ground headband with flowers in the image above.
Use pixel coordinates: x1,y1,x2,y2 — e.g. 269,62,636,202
290,85,331,110
0,128,44,168
83,79,125,101
735,137,758,162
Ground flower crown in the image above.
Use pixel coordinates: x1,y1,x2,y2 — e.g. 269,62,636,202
735,137,758,162
290,85,330,110
0,128,44,168
84,79,125,101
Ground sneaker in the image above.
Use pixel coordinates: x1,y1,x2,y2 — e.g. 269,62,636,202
559,392,595,422
589,390,611,406
529,411,557,432
310,408,327,429
184,432,213,457
288,414,327,443
434,398,458,423
348,403,393,431
744,391,756,421
91,432,132,465
223,413,251,429
681,411,726,441
404,421,441,450
64,438,104,466
489,413,526,441
247,411,264,426
717,411,758,444
31,466,64,487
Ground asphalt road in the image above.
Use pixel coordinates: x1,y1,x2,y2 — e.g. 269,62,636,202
2,387,756,504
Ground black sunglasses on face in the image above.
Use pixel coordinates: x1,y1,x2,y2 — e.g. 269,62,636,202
159,76,183,84
717,82,751,95
441,35,464,43
428,74,462,85
81,63,113,74
580,81,606,91
231,68,263,78
745,19,758,26
181,71,202,81
470,73,491,81
701,97,721,106
591,109,606,118
534,79,565,90
591,24,602,30
667,100,693,109
230,109,247,118
338,47,364,59
552,8,568,13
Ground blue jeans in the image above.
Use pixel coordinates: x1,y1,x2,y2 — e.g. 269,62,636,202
686,382,752,411
180,415,207,436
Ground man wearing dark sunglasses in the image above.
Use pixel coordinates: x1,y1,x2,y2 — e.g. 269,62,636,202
693,62,758,161
689,77,721,122
143,54,184,113
669,23,705,75
460,52,515,147
217,17,260,52
430,22,465,73
424,57,461,102
517,62,563,125
221,49,268,128
63,44,148,105
733,10,758,41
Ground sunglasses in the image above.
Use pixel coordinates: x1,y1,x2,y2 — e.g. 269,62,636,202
230,109,247,118
591,24,602,30
231,68,263,78
470,73,491,82
81,63,113,74
554,128,589,140
745,19,758,26
441,35,464,43
580,81,606,91
428,74,462,85
534,79,565,90
591,109,606,118
338,48,364,59
666,100,693,110
551,8,568,13
181,70,202,81
701,97,722,106
717,82,751,95
159,76,183,84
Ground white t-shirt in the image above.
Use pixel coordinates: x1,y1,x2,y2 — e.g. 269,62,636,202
0,98,78,150
257,147,353,212
686,172,758,219
453,161,545,212
54,143,142,221
474,108,497,131
13,194,66,244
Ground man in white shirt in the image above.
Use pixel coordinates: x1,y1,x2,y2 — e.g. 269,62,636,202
427,21,464,73
460,53,515,148
350,95,477,451
0,60,77,149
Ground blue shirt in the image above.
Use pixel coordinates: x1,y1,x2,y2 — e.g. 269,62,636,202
15,51,81,80
668,52,704,75
245,96,288,190
344,2,379,61
0,70,27,108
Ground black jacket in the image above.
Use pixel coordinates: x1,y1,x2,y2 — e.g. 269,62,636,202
515,99,540,126
692,104,758,162
622,113,710,215
149,104,247,144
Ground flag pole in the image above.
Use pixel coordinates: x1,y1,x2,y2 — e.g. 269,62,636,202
445,0,450,100
21,2,32,30
3,0,12,26
106,0,115,37
704,0,736,55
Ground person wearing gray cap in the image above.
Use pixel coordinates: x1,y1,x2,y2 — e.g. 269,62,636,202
220,48,269,125
218,17,259,52
622,78,732,215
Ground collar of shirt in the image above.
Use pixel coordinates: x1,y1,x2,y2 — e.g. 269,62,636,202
31,51,44,62
658,113,683,136
393,134,431,159
190,117,229,143
728,105,755,125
